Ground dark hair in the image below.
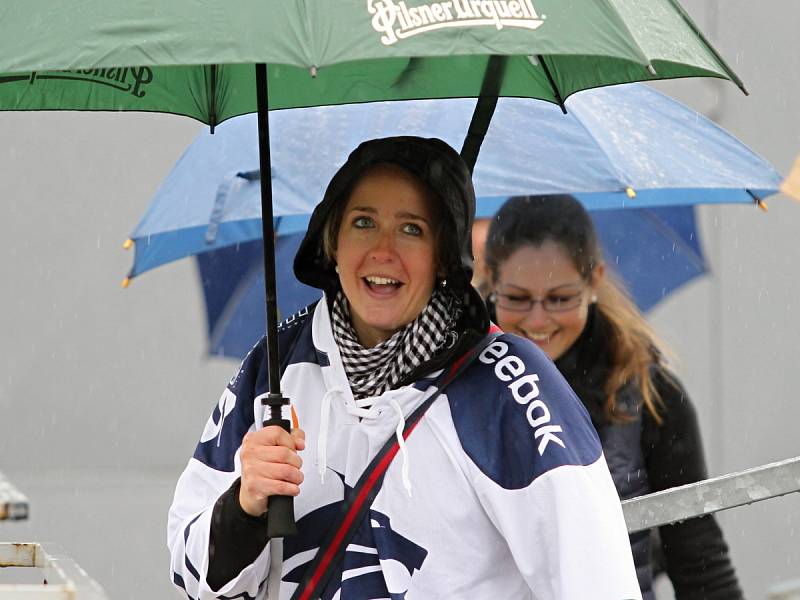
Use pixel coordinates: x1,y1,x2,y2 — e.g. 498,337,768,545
484,195,601,281
485,195,665,424
294,136,480,300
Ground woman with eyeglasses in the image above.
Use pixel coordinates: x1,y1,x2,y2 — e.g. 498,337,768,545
484,195,744,600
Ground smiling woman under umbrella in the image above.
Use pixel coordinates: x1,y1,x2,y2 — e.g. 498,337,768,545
167,137,642,600
484,195,744,599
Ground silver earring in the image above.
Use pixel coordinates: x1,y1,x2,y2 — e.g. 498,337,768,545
440,278,447,288
590,294,597,303
335,265,340,274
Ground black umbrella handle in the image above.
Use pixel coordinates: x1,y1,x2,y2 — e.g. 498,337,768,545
263,392,299,538
255,62,297,538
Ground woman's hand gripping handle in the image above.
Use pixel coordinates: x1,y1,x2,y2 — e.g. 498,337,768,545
239,399,303,537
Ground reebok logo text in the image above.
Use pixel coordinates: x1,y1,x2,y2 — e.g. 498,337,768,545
479,341,566,455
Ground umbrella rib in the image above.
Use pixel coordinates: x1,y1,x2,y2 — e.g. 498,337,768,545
536,55,567,114
206,254,264,353
664,0,748,94
209,64,218,133
640,209,707,272
558,101,629,192
596,0,657,76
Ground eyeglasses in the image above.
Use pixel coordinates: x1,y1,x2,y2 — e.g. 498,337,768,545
489,288,585,313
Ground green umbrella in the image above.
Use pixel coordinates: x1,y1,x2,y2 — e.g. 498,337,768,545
0,0,745,536
1,0,745,119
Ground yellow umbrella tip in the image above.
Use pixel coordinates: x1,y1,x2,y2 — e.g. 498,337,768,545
758,199,769,212
625,187,636,199
123,238,134,250
121,277,131,289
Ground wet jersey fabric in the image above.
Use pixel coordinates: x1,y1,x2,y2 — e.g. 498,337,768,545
168,297,642,600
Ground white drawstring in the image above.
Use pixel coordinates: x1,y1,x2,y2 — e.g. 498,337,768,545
345,397,382,420
319,387,383,483
389,398,412,498
317,387,344,484
317,388,412,497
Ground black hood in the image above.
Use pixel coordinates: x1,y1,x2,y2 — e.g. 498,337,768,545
294,136,479,298
294,136,489,334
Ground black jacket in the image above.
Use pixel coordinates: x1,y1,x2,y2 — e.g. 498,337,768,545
556,306,744,600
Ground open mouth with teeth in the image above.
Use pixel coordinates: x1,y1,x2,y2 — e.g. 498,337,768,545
527,332,554,343
363,275,403,294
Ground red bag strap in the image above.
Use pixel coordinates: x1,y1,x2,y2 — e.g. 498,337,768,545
290,331,501,600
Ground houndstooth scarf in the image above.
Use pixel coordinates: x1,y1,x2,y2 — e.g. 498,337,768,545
330,288,462,400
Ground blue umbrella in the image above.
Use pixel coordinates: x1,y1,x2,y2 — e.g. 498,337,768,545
124,83,782,358
197,232,316,358
198,206,706,359
591,206,706,311
125,84,781,279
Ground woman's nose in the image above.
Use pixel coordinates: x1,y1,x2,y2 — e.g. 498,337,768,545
521,301,550,328
369,231,396,261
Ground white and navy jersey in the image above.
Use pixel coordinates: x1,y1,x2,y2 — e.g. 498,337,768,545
168,296,641,600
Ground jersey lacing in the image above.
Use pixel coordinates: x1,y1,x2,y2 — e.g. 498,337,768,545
316,387,414,498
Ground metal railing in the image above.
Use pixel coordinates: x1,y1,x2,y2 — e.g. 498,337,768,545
621,457,800,598
622,455,800,532
0,458,797,597
0,543,109,599
767,579,800,600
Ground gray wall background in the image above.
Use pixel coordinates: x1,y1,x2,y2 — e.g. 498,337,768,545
1,1,799,598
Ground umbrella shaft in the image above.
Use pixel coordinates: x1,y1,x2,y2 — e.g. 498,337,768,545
255,63,283,400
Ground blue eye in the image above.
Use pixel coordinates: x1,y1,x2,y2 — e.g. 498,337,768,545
353,216,374,229
403,223,423,236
